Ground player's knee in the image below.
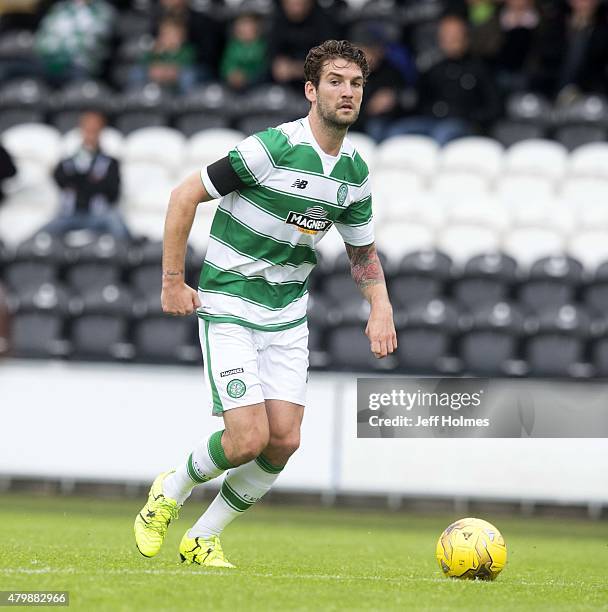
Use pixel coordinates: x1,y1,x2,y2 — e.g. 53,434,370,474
235,430,270,464
268,432,300,459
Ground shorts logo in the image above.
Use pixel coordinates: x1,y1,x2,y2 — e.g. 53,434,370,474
337,183,348,206
286,206,332,235
220,367,244,377
227,379,246,399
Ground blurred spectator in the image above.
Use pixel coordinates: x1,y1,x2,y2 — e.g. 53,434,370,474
130,17,197,93
152,0,224,81
220,12,268,91
0,145,17,204
351,23,409,142
529,0,608,100
269,0,339,87
37,111,130,241
34,0,116,85
385,15,501,145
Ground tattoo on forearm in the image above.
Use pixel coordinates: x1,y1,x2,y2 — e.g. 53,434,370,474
162,270,184,277
345,243,385,291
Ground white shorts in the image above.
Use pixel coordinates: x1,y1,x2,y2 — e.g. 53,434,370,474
198,319,309,415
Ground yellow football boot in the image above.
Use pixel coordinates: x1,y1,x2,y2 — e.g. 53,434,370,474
134,471,180,558
179,532,236,568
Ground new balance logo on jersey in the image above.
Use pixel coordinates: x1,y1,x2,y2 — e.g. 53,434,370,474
286,206,332,235
291,179,308,189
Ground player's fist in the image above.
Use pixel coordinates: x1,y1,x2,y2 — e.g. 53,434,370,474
161,283,201,316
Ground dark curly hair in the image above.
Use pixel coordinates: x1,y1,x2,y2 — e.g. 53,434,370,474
304,40,369,88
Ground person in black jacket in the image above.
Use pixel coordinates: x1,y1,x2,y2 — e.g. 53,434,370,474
37,111,131,240
385,15,501,144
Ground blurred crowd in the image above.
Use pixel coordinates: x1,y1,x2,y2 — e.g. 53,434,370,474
0,0,607,145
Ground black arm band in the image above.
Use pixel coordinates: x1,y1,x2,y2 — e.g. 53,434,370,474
206,156,246,196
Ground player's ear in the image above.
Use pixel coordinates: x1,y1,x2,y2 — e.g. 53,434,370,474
304,81,316,104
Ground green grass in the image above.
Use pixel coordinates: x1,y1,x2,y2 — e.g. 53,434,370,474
0,494,607,611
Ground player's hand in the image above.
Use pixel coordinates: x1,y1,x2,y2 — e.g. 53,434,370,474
365,301,397,359
161,282,201,316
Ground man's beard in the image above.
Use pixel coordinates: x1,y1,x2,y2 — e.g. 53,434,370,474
315,96,359,131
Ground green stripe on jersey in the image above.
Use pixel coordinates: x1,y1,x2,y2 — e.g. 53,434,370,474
210,207,317,267
337,195,373,226
200,262,308,310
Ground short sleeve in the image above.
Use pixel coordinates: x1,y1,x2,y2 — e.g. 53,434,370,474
227,131,275,187
334,184,375,246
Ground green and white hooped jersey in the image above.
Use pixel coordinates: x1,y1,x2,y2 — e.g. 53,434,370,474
198,117,374,332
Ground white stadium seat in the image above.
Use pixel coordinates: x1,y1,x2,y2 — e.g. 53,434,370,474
346,131,377,167
122,162,173,198
123,127,186,172
437,224,500,266
375,135,439,178
1,123,61,168
442,195,510,232
496,175,555,205
508,197,574,236
560,177,608,206
440,137,504,180
574,199,608,232
378,190,445,228
568,230,608,272
0,196,58,246
504,139,568,182
62,127,124,159
431,171,489,205
502,227,565,270
569,142,608,180
186,128,245,168
375,221,435,263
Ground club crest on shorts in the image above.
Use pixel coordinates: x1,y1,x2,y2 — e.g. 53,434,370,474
337,183,348,206
227,379,246,399
286,206,332,235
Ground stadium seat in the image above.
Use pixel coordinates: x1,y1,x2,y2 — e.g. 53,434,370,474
568,230,608,273
458,301,525,375
502,227,564,271
560,177,608,207
0,109,44,133
496,175,555,206
569,142,608,180
50,110,84,134
327,324,395,371
374,188,443,228
3,260,59,292
437,225,500,266
115,112,169,135
552,94,608,126
431,172,490,206
452,252,518,310
524,305,591,377
185,129,245,169
10,312,66,358
389,249,452,308
346,131,377,167
133,315,200,364
48,80,115,115
376,222,435,264
555,125,606,151
175,83,234,119
375,135,439,178
1,123,62,168
503,140,568,182
517,255,583,313
174,114,230,137
0,77,49,112
66,262,122,293
582,261,608,314
441,195,509,233
237,114,293,137
490,120,545,147
238,85,308,119
123,127,185,171
505,92,552,123
62,126,124,159
439,137,504,180
507,197,573,236
396,298,461,374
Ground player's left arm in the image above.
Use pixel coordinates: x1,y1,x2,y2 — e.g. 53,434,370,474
345,242,397,359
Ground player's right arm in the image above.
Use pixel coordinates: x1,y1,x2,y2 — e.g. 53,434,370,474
161,171,213,315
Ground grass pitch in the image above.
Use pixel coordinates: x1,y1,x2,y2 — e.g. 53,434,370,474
0,494,606,611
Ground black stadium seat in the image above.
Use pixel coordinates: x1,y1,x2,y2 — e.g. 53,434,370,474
133,315,200,364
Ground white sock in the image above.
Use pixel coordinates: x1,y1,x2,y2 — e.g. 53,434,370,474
163,430,234,504
189,454,283,537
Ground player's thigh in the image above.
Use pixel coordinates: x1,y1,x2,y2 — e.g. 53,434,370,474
199,320,265,416
258,322,309,409
223,401,270,452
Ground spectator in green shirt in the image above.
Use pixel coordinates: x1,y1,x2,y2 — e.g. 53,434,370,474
220,13,268,91
131,16,197,94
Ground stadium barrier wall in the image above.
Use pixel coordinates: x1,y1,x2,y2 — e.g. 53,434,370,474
1,361,607,506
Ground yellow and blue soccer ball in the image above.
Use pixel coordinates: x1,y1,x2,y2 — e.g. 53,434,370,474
436,517,507,580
